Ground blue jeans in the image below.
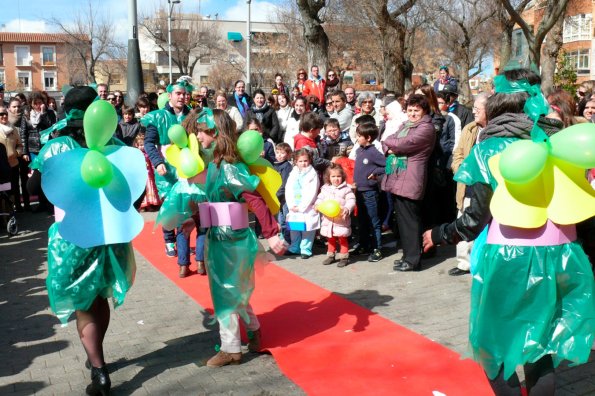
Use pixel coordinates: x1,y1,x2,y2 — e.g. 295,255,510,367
277,202,290,243
289,230,316,256
195,227,206,261
176,226,191,266
356,189,382,250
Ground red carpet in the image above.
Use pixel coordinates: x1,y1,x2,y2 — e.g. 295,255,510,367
134,223,493,395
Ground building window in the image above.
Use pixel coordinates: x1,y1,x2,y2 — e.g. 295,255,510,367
563,14,592,43
0,46,3,65
43,71,57,90
199,53,211,65
514,30,524,57
41,46,56,66
17,71,31,90
157,51,169,67
0,69,4,84
15,46,31,66
111,74,122,84
200,75,209,85
566,49,590,74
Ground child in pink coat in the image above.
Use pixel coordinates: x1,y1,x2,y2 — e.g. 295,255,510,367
316,163,356,267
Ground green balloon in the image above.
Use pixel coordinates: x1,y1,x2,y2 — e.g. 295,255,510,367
158,92,169,110
80,150,113,188
237,130,264,165
499,140,548,184
83,100,118,149
168,124,188,148
180,147,199,177
549,123,595,168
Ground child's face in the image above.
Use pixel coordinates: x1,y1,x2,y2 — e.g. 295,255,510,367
295,154,310,170
138,105,149,116
325,125,340,140
329,170,343,186
305,128,321,139
275,149,288,162
357,133,371,147
247,122,262,134
197,130,215,149
123,113,134,123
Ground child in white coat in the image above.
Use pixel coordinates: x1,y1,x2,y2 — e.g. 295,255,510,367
285,148,320,258
316,163,355,267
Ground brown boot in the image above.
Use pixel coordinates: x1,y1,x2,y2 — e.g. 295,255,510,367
196,260,206,275
178,265,189,278
336,253,349,268
322,254,336,265
248,329,262,352
206,351,242,367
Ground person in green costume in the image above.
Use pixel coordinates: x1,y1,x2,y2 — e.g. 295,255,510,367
142,78,194,266
31,86,140,396
422,68,595,395
183,109,286,367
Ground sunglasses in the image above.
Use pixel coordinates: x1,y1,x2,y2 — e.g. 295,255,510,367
0,112,7,116
578,90,586,96
328,73,335,76
114,94,122,98
107,97,115,101
325,102,333,105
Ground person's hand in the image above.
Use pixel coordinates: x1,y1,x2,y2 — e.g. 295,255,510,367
156,163,167,176
267,234,287,256
340,207,349,219
41,103,46,113
181,218,196,238
22,155,30,162
422,230,434,252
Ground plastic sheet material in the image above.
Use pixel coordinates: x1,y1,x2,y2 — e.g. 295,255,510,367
46,223,136,324
155,179,207,231
203,161,260,325
469,242,595,380
30,136,81,172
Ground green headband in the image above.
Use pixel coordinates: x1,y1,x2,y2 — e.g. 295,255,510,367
493,74,551,143
197,108,218,136
167,79,194,93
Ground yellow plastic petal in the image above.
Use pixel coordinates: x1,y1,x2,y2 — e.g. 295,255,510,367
547,158,595,225
248,164,282,215
188,134,205,174
165,145,182,170
489,154,549,228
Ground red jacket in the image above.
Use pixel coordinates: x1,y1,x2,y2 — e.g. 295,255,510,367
303,78,326,103
294,133,317,150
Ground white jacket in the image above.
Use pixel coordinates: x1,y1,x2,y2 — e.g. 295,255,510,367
285,165,320,231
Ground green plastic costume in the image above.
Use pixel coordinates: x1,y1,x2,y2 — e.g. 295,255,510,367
39,136,136,325
455,135,595,380
204,160,261,326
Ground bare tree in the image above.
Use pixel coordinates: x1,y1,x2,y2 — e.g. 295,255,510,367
496,0,532,68
540,15,564,93
49,0,124,84
296,0,330,76
429,0,497,102
140,10,223,83
499,0,570,72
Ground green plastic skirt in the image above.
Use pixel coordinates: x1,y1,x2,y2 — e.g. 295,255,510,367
46,223,136,324
469,242,595,380
205,226,258,326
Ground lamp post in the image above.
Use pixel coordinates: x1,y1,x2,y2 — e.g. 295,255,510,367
167,0,181,84
246,0,251,94
126,0,143,107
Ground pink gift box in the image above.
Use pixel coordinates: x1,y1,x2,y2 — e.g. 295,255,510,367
198,202,249,230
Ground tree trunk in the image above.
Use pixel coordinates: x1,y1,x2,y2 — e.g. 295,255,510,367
541,16,564,93
499,25,513,70
380,24,406,92
297,1,329,75
458,62,472,105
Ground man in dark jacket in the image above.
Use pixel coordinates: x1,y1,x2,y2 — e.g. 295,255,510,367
441,84,473,128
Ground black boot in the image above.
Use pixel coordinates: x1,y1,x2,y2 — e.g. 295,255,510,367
86,366,111,396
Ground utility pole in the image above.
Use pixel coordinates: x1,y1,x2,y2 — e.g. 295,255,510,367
246,0,251,95
168,0,181,84
126,0,144,107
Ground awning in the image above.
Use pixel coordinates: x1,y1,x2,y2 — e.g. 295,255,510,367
227,32,243,42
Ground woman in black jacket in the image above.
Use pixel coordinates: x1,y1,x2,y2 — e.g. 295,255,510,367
245,89,280,143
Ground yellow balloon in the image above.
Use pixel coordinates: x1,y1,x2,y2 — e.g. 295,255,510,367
249,164,282,215
318,200,341,218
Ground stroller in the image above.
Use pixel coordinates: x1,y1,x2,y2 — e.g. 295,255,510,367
0,142,17,236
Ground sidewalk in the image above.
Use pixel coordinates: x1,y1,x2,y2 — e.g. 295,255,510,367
1,211,593,395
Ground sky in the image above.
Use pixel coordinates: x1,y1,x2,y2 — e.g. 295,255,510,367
0,0,283,44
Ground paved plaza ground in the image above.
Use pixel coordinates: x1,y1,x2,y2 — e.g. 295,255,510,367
1,211,594,395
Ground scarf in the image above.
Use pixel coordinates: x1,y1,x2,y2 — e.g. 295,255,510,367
326,77,340,89
291,109,301,121
251,103,270,122
385,120,414,175
234,93,249,117
439,75,453,85
479,113,562,143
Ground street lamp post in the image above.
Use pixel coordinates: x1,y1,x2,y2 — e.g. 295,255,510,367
246,0,251,94
126,0,144,107
167,0,181,85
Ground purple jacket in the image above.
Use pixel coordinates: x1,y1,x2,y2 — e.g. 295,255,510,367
381,114,436,200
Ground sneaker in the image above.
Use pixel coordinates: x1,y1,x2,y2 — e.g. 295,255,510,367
337,258,349,268
165,243,177,257
206,351,242,367
353,246,372,256
322,256,336,265
301,254,312,259
367,249,383,262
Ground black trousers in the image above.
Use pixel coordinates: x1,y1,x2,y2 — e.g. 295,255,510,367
393,195,422,266
18,157,30,207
